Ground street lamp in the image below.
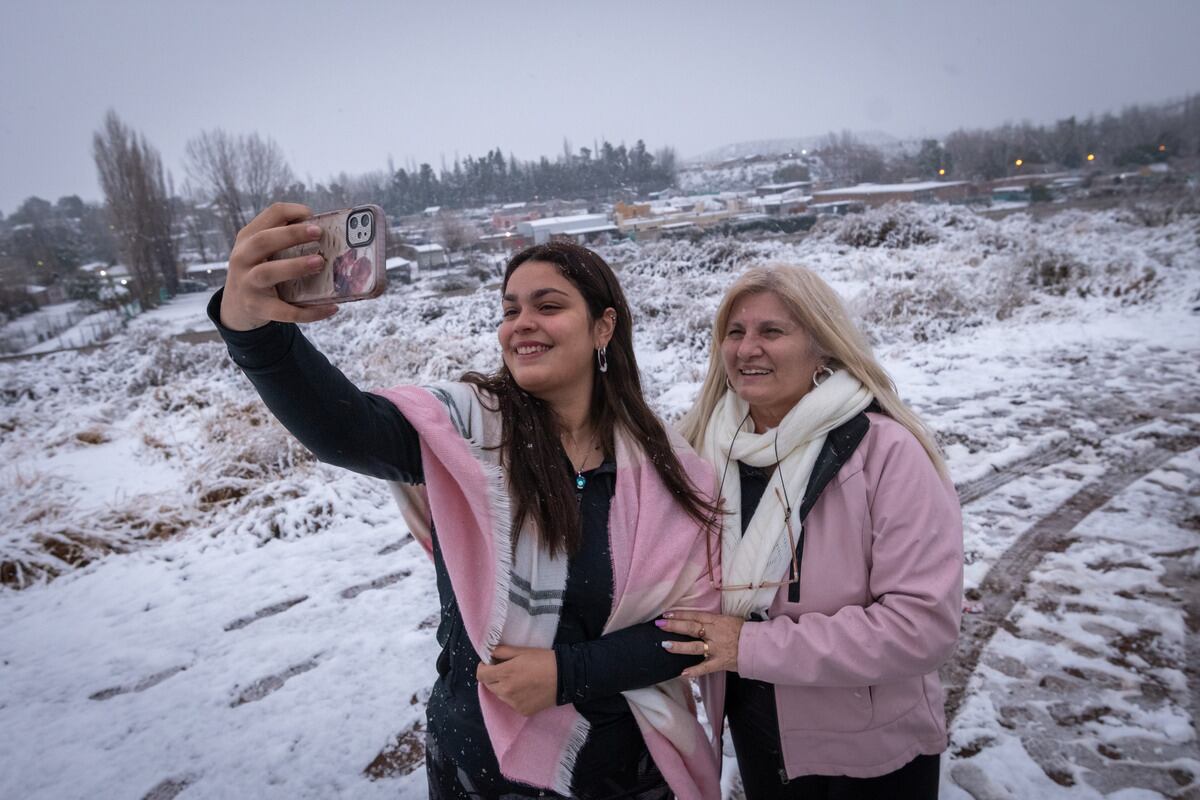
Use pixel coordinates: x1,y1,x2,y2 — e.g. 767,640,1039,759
1158,144,1166,152
1014,158,1024,167
938,168,946,176
1087,153,1095,162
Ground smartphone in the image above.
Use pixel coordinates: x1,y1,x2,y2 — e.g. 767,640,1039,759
274,205,387,306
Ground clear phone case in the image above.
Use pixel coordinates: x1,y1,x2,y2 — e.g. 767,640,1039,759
274,205,387,306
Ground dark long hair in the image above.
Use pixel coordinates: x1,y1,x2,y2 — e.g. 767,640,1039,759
463,241,719,558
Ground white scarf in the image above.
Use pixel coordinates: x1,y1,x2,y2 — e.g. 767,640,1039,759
702,370,873,618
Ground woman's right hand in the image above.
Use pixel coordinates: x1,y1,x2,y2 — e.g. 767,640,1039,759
218,202,339,331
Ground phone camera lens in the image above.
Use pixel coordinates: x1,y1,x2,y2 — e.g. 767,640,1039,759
360,214,370,228
349,216,359,229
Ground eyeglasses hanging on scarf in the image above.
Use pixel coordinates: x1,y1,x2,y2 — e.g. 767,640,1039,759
704,409,802,593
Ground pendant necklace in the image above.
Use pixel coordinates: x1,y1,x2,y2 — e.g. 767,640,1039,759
570,438,601,492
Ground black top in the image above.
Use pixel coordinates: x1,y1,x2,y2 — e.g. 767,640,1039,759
207,291,700,793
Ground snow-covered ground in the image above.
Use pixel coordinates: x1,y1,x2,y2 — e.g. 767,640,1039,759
1,202,1197,799
0,291,219,357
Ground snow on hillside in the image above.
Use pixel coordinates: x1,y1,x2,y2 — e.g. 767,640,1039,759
1,202,1197,798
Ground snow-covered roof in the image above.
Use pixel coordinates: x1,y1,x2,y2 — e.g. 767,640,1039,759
385,257,414,269
525,213,608,229
185,261,228,274
408,243,445,253
815,181,967,195
500,202,527,210
757,181,811,191
755,193,808,206
79,263,131,277
557,224,618,236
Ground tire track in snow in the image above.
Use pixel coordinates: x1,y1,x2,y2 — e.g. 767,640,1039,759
88,665,189,701
230,657,321,707
222,595,308,632
941,432,1199,723
340,569,412,599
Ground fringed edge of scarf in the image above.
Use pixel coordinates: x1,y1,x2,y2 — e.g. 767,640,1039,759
472,445,514,665
555,714,591,796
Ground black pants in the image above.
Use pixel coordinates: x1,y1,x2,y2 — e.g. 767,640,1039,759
425,730,671,800
727,673,940,800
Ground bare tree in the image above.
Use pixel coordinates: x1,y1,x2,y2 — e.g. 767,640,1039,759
184,129,245,246
435,212,479,266
815,131,887,185
92,110,177,307
241,132,295,214
185,129,294,248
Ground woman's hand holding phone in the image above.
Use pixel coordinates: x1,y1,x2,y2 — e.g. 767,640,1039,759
218,203,340,331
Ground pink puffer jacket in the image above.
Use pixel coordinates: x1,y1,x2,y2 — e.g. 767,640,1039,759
703,413,963,779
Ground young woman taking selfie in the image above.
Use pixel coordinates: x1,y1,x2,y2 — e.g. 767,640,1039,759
210,203,723,799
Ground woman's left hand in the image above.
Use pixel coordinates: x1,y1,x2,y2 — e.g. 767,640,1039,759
657,611,745,679
476,645,557,716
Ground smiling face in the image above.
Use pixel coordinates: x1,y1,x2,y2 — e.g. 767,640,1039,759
720,290,825,431
499,260,613,405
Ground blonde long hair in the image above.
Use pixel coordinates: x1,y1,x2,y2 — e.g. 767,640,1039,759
679,264,948,477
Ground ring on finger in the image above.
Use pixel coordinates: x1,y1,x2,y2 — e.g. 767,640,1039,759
697,625,706,639
702,641,710,659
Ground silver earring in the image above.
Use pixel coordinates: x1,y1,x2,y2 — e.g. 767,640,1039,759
726,376,735,391
812,365,834,388
596,346,608,373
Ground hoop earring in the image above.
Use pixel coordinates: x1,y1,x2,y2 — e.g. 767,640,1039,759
812,365,834,388
596,346,608,373
726,375,735,392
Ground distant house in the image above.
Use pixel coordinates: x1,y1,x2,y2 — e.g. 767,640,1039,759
808,200,864,216
397,243,449,270
516,213,612,245
810,181,971,208
478,231,532,252
753,191,810,217
185,261,229,288
24,284,67,308
79,261,136,288
754,180,812,197
991,187,1030,203
988,172,1072,191
385,256,417,283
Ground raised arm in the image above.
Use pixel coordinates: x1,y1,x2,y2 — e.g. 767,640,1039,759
210,203,422,483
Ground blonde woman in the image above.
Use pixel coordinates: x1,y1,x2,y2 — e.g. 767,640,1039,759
657,265,963,799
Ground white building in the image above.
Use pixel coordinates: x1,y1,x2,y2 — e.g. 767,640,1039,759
397,243,449,270
516,213,611,245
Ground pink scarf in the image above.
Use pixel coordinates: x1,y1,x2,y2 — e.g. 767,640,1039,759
375,383,722,798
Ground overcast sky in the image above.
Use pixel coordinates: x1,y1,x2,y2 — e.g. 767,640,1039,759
2,0,1197,215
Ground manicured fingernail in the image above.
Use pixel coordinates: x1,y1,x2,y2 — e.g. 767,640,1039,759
307,225,321,237
663,612,675,619
661,641,673,650
307,255,324,268
654,619,666,628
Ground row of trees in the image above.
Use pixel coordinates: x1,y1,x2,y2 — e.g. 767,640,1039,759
384,139,677,214
813,93,1200,185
